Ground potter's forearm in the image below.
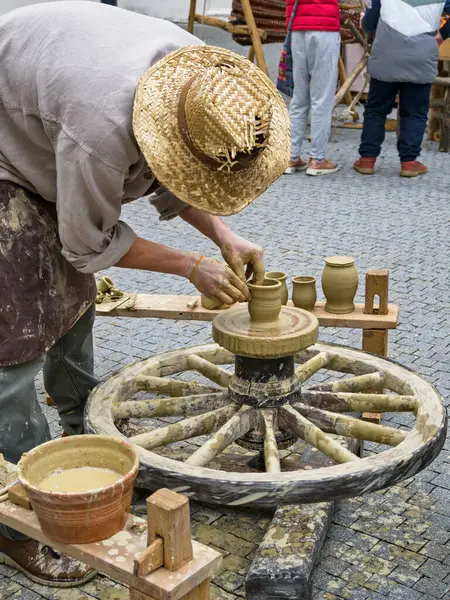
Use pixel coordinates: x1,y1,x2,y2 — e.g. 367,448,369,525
179,206,234,248
114,237,195,277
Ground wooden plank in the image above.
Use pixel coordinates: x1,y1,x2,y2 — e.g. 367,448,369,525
0,502,221,600
96,295,399,330
147,489,193,571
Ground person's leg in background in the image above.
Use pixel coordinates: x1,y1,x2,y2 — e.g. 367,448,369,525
44,304,99,436
397,81,432,177
285,31,311,174
307,30,341,175
0,308,98,585
354,78,398,174
101,0,117,5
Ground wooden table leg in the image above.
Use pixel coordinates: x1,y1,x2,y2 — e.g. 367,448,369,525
362,270,389,424
239,0,268,74
130,580,210,600
187,0,196,34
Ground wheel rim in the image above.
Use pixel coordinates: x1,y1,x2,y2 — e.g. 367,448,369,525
85,343,447,507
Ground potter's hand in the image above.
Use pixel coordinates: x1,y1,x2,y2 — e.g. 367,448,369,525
221,235,265,285
190,255,248,305
435,32,444,47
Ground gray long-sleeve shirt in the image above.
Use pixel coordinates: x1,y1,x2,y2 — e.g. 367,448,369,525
0,1,197,273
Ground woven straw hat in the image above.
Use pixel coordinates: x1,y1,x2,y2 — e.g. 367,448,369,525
133,45,291,215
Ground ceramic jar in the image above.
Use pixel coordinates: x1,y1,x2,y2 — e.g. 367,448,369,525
265,271,288,305
322,256,358,314
248,279,282,324
292,276,317,311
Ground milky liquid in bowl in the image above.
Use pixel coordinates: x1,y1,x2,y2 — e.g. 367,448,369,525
38,466,121,493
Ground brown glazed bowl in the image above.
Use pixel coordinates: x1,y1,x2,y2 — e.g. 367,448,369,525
18,435,139,544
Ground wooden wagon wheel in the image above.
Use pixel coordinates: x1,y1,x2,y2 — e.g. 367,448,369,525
85,343,446,508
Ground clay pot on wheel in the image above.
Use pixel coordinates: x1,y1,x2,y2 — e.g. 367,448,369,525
292,276,317,310
264,271,288,305
248,279,282,324
322,256,358,314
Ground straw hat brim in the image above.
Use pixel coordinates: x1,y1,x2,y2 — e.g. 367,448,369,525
133,45,291,216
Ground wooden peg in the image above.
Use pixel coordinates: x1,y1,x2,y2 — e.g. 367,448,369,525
364,269,389,315
133,538,164,577
147,488,193,571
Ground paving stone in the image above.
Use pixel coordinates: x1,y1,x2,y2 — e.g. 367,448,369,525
419,558,450,582
414,576,450,599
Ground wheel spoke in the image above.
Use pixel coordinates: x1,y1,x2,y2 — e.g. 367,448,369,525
112,391,230,420
310,372,385,393
293,403,406,446
295,352,331,383
279,405,358,464
129,404,239,450
301,391,417,413
261,411,280,473
135,375,218,396
185,406,257,467
187,354,231,387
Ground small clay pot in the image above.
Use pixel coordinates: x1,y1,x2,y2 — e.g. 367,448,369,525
322,256,358,314
292,276,317,310
18,435,139,544
264,271,288,305
248,279,282,324
97,276,114,293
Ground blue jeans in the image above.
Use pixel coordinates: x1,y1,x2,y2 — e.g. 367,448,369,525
0,305,98,540
359,78,432,162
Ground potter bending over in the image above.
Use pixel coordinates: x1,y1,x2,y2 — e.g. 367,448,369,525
0,1,290,587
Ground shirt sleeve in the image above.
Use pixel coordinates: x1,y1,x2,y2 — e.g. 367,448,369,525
149,185,189,221
55,131,137,274
362,0,381,33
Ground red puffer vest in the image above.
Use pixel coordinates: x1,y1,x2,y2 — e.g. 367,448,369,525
286,0,340,32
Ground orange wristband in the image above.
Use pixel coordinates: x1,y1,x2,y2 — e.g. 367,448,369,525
189,255,204,283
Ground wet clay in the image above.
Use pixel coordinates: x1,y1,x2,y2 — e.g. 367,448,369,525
39,467,121,493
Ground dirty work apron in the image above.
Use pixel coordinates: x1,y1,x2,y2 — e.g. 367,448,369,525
0,182,96,366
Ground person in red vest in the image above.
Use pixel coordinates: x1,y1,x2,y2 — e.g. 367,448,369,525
284,0,341,176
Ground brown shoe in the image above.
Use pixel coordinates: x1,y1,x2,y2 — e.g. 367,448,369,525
0,535,97,588
354,157,376,175
306,158,339,176
284,157,308,174
400,160,428,178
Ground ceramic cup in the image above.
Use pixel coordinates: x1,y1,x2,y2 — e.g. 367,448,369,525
264,271,288,305
322,256,358,314
248,279,282,323
292,276,317,310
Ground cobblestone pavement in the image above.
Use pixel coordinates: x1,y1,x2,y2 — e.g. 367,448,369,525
1,20,450,600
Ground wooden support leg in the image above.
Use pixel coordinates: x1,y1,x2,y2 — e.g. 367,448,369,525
187,0,196,34
362,329,388,424
130,580,210,600
362,269,389,424
338,55,358,121
239,0,268,74
248,45,255,63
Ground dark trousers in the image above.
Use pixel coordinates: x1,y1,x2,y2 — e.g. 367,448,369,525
101,0,117,4
359,78,432,162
